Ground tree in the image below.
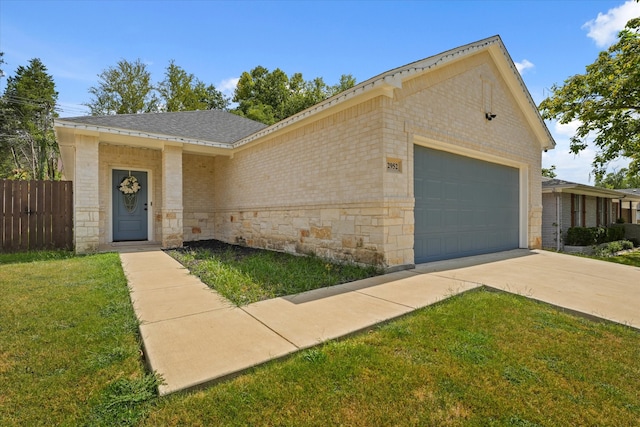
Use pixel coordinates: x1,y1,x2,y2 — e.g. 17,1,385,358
539,17,640,180
542,165,557,178
1,58,59,179
232,66,356,125
0,51,12,175
595,168,640,189
86,59,158,115
157,60,229,112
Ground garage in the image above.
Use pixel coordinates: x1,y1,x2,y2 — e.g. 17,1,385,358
414,146,520,263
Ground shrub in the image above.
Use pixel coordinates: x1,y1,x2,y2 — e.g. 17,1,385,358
629,237,640,248
566,226,625,246
606,225,625,242
566,227,597,246
594,240,634,257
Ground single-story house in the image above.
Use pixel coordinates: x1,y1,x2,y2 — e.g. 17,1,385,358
614,188,640,224
541,177,640,249
54,36,555,270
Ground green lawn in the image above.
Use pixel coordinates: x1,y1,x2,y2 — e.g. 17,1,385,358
0,252,159,426
1,251,639,426
595,249,640,267
144,289,640,426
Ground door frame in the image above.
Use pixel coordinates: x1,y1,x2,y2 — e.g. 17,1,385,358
108,166,154,243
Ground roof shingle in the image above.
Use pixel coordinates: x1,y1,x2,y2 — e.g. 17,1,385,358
58,109,267,144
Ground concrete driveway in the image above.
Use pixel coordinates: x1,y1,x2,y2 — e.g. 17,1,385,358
119,247,640,395
416,249,640,329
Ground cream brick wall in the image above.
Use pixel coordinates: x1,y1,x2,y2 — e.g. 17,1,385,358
98,144,162,246
183,154,216,241
73,50,547,265
382,51,544,254
206,51,546,268
211,98,392,267
162,145,183,248
74,136,100,252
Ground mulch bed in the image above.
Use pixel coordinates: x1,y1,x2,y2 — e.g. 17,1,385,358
167,239,267,260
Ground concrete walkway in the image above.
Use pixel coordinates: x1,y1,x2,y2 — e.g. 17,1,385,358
118,247,640,396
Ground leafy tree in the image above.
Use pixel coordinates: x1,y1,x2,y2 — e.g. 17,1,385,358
192,81,229,110
86,59,158,115
1,58,59,179
541,165,557,178
539,17,640,180
157,60,228,111
0,51,12,175
232,66,356,125
595,168,640,189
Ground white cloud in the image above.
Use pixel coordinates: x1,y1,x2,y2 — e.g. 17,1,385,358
553,120,581,138
218,77,239,98
515,59,534,74
583,0,640,47
543,119,630,184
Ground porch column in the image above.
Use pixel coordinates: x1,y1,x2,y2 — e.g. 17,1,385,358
161,144,183,248
74,134,100,253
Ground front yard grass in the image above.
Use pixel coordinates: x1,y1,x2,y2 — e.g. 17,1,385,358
0,251,159,426
2,250,640,426
166,240,382,305
594,249,640,267
145,288,640,426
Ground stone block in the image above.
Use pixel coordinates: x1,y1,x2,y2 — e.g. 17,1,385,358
311,226,332,240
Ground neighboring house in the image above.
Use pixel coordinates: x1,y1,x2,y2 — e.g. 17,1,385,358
54,36,555,270
614,189,640,224
541,178,640,250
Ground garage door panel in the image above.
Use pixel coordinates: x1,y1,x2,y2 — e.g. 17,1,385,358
424,209,442,231
445,238,460,255
414,146,519,263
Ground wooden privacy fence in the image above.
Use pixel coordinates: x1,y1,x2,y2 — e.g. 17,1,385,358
1,180,73,252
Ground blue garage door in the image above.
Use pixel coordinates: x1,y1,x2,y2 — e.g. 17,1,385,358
414,146,519,263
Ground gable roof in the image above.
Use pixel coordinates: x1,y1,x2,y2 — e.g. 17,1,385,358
55,36,554,152
57,109,267,146
235,35,556,151
542,177,640,200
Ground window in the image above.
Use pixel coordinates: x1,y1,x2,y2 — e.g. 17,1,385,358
571,194,584,227
596,197,609,226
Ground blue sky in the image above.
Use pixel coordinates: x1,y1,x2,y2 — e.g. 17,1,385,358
1,0,639,184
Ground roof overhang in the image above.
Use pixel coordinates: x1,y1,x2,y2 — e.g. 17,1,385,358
54,121,233,156
542,184,639,200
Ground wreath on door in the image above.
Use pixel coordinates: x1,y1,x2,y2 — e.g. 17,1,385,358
119,174,141,213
